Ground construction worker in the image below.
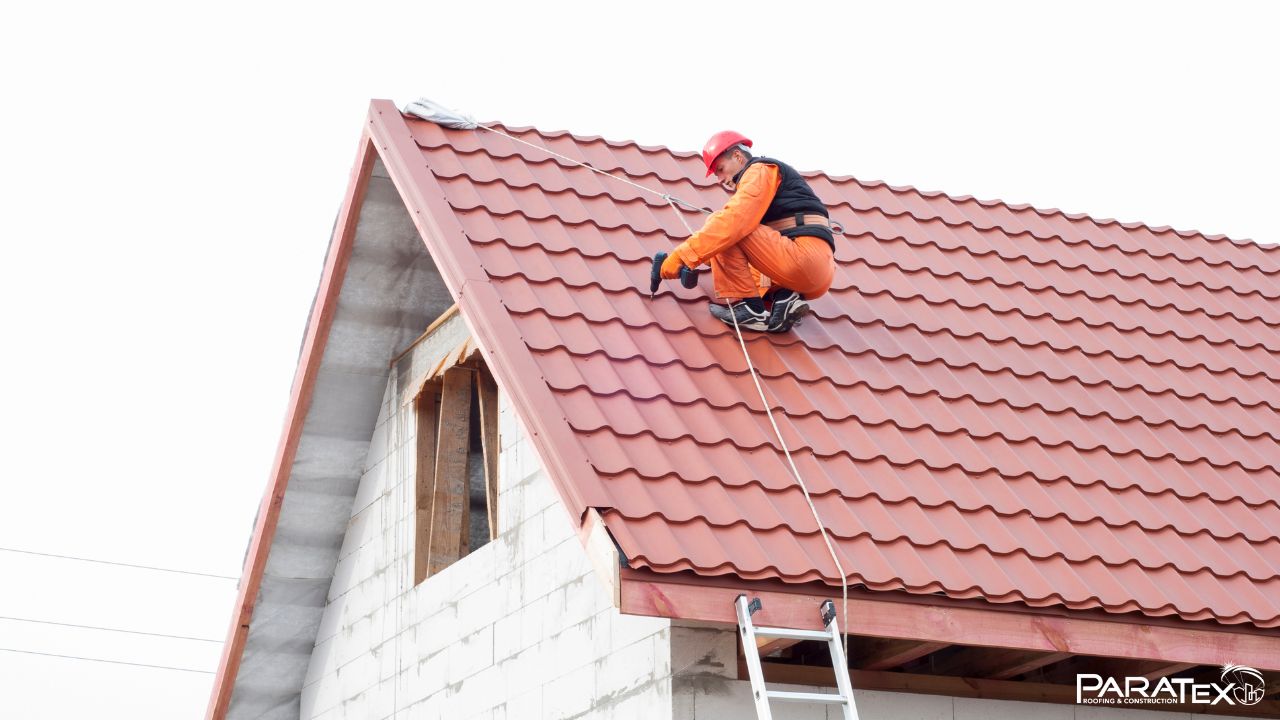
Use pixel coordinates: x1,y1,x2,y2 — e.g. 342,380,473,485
660,131,836,332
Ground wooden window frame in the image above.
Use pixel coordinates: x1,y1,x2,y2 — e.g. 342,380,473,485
412,354,500,585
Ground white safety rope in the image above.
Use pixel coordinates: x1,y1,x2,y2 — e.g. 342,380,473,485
474,121,711,215
662,207,851,661
419,106,853,660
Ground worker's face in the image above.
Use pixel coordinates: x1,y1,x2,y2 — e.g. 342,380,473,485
712,149,748,192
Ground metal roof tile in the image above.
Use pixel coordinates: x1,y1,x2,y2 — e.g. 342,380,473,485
406,116,1280,627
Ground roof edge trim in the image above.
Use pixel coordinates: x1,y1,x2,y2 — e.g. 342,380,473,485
205,132,378,720
365,100,609,518
619,572,1280,672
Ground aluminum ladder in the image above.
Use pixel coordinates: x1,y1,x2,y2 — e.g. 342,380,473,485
736,594,859,720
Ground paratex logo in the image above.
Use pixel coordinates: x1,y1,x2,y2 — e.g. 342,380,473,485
1076,663,1266,707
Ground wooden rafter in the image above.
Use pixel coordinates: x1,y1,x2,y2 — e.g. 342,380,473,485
855,638,948,671
928,647,1072,680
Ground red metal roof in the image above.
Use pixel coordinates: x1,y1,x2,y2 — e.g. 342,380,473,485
403,110,1280,628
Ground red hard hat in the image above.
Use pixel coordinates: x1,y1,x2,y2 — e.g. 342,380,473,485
701,130,753,177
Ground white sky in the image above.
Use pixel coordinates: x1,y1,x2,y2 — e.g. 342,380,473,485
0,1,1276,718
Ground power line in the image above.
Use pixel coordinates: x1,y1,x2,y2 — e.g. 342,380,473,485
0,615,222,644
0,547,238,580
0,648,214,674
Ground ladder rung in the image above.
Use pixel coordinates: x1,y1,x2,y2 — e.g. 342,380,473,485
767,690,848,704
753,626,833,642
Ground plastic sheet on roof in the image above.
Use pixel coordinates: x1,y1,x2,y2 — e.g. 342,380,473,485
404,97,479,129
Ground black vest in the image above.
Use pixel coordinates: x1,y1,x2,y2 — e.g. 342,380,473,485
733,156,834,248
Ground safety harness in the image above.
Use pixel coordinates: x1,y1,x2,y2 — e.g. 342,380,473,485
733,156,837,249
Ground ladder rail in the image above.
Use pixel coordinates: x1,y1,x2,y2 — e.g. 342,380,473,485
735,595,775,720
824,601,859,720
736,594,860,720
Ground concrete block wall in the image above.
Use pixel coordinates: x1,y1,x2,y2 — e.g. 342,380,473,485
298,369,676,720
291,318,1265,720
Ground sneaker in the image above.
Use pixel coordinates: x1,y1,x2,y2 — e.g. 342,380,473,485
766,289,810,333
708,301,769,332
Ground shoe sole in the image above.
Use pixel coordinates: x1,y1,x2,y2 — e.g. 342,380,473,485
711,304,770,332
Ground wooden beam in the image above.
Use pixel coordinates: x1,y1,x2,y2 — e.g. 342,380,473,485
580,508,621,608
390,303,460,368
413,380,441,585
476,363,499,539
618,574,1280,672
928,647,1071,680
856,638,948,671
751,662,1280,718
1132,660,1198,681
756,637,802,658
1041,656,1198,685
427,366,471,576
1265,675,1280,699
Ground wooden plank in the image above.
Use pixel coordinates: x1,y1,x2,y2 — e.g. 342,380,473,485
427,366,471,576
756,637,802,658
1265,675,1280,699
477,363,500,539
1041,656,1198,685
929,647,1071,680
752,662,1280,717
856,638,948,671
1133,661,1198,681
389,303,460,368
580,508,621,608
618,574,1280,671
206,133,376,720
413,380,441,585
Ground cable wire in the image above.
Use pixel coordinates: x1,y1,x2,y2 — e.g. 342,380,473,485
0,648,214,674
0,615,222,644
0,547,238,580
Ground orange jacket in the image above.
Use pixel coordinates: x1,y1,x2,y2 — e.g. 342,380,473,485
673,163,781,268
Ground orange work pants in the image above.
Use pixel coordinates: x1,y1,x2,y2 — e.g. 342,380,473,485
708,227,835,301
